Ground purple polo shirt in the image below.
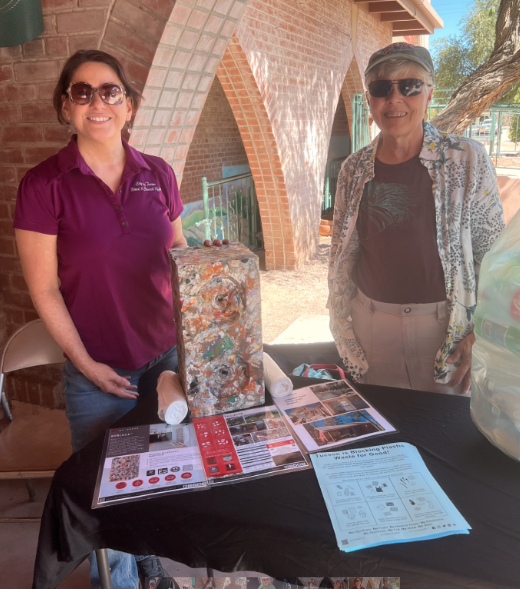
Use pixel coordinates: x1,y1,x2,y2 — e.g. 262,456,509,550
14,137,183,370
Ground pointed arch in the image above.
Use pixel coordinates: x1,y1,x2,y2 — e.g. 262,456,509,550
125,1,249,186
217,33,294,270
341,56,366,142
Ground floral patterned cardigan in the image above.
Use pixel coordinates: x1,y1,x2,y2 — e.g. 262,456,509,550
327,122,505,383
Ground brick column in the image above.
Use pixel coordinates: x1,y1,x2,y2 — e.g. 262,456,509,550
218,32,294,270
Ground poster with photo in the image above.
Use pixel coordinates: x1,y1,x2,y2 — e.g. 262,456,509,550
93,422,208,508
274,380,397,452
193,405,310,484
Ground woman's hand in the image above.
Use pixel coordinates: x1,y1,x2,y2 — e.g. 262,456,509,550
446,332,476,394
82,362,139,399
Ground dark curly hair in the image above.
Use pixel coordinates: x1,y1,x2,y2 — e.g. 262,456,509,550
53,49,142,125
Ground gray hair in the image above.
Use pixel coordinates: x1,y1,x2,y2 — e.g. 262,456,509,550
365,58,433,87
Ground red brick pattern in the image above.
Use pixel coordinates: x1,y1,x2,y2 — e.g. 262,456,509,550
232,0,391,268
357,6,393,73
217,33,293,270
331,94,349,137
129,0,247,185
181,76,249,205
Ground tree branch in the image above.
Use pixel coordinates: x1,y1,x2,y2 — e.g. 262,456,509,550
431,0,520,134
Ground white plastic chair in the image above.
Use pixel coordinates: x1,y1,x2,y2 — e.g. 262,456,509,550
0,319,72,501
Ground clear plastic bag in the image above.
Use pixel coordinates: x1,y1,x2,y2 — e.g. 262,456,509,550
471,208,520,460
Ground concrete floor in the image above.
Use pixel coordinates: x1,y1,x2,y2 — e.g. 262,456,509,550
271,314,332,345
0,478,262,589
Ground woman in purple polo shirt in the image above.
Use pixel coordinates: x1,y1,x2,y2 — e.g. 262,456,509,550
14,50,186,588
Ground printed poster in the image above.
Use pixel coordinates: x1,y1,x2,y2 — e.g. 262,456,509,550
93,422,207,508
193,404,310,484
310,442,471,552
275,380,397,452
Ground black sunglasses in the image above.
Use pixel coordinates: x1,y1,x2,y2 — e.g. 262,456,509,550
67,82,126,105
368,78,428,98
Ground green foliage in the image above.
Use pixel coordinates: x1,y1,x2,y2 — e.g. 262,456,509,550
432,36,472,90
432,0,520,104
508,115,520,143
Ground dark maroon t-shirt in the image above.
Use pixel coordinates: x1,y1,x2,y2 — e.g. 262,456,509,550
14,137,183,370
353,155,446,304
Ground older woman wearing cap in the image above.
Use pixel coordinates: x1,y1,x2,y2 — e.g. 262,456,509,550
328,42,505,395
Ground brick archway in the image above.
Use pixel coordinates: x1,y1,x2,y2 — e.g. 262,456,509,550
125,1,249,186
217,31,293,270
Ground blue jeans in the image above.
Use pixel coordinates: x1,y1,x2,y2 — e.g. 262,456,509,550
63,346,179,589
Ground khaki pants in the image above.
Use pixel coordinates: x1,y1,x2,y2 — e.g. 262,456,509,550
351,289,464,395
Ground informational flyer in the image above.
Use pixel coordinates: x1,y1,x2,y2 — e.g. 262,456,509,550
274,380,397,452
193,404,310,484
92,422,207,508
310,442,471,552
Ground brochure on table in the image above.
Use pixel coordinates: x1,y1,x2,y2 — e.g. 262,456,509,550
193,404,310,484
310,442,471,552
92,422,207,508
274,379,397,452
93,405,310,507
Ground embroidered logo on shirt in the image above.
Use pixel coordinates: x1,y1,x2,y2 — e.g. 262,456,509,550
130,181,161,192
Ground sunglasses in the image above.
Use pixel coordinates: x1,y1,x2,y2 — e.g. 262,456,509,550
66,82,126,105
368,78,427,98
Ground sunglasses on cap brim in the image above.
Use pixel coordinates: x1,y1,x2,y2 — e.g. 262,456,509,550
66,82,127,105
368,78,428,98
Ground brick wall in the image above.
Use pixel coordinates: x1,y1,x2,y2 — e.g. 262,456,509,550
217,31,294,269
357,6,394,72
234,0,353,267
228,0,392,268
129,0,248,186
331,94,349,137
180,75,249,205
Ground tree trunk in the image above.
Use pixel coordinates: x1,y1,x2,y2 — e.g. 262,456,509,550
430,0,520,134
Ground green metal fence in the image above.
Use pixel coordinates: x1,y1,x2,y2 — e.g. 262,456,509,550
322,156,347,213
428,89,520,164
351,93,370,153
201,172,262,248
322,94,369,213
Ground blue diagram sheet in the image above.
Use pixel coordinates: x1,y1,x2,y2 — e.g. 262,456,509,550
310,442,470,552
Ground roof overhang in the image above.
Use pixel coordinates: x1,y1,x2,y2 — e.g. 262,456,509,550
353,0,443,36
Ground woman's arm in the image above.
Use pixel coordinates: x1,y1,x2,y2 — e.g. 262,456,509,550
171,216,188,248
15,229,139,399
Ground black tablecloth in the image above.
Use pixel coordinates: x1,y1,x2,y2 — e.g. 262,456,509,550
34,343,520,589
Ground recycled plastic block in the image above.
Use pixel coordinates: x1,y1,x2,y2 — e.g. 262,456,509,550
170,243,264,417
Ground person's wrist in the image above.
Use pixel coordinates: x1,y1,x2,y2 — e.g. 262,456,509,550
73,355,98,378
